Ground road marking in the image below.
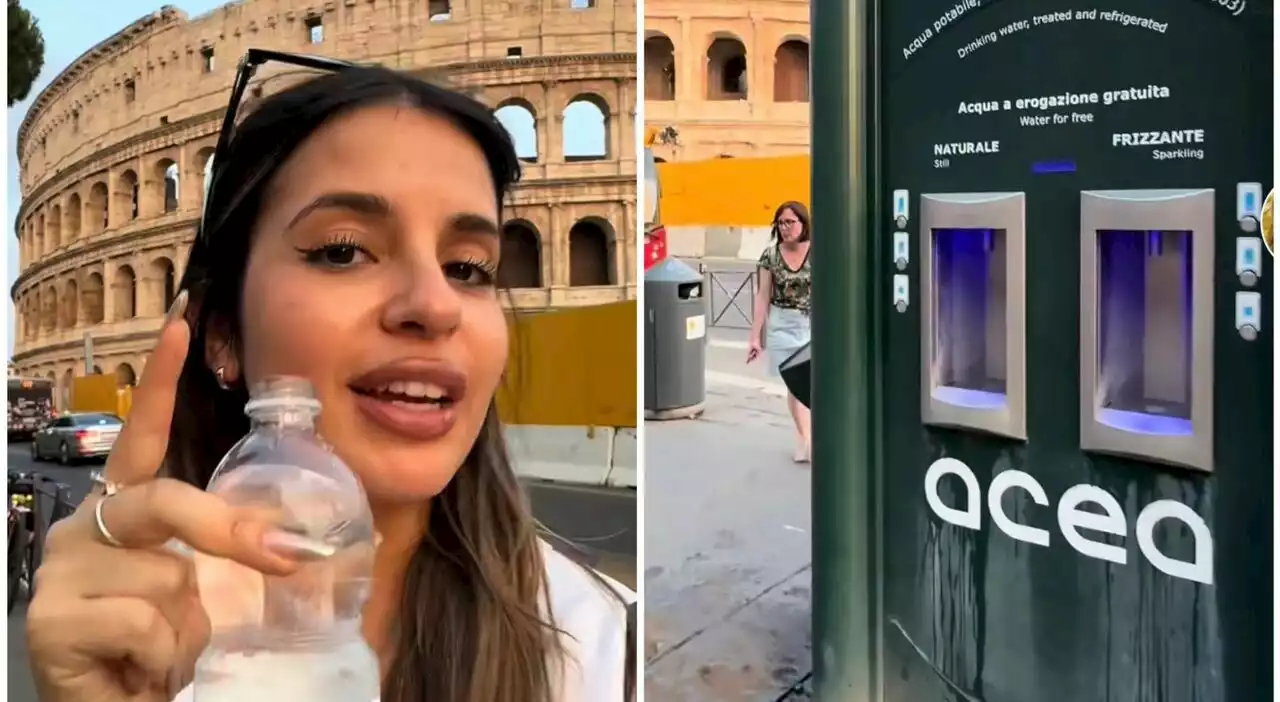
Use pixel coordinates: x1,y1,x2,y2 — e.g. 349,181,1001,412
706,370,789,398
708,338,750,350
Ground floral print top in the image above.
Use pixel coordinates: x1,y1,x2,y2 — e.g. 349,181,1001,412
758,243,812,314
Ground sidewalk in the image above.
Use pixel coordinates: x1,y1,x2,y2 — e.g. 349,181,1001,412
644,328,813,700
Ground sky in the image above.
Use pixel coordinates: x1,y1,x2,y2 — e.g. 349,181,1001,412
6,0,607,360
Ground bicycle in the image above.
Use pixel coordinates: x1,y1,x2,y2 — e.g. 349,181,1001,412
8,476,35,614
8,471,78,615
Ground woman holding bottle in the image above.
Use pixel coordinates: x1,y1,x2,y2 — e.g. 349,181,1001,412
747,201,813,463
24,57,634,702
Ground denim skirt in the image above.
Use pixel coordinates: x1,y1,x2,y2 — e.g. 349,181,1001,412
765,305,810,378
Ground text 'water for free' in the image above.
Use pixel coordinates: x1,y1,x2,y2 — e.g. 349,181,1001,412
191,376,380,702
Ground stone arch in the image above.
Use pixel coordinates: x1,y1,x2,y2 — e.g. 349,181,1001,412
45,370,57,409
116,362,138,388
568,216,615,286
27,295,39,340
153,158,180,214
562,94,609,161
62,368,74,409
62,278,79,328
48,203,62,250
31,294,41,337
18,295,28,340
116,169,140,222
494,101,539,163
429,0,452,21
35,212,45,258
644,33,676,101
82,272,105,325
195,146,216,207
774,39,810,102
29,290,40,337
42,285,58,331
86,180,110,235
65,193,82,242
113,265,137,320
498,220,543,289
17,295,27,340
707,36,748,100
149,256,177,313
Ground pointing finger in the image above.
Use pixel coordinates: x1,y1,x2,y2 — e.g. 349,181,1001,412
104,290,191,484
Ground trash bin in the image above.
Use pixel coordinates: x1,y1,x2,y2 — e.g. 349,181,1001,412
644,258,707,419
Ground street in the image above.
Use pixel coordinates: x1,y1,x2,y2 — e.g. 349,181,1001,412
7,440,102,702
644,311,813,700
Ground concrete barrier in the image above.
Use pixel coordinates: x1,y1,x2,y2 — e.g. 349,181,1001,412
665,225,774,261
505,424,637,489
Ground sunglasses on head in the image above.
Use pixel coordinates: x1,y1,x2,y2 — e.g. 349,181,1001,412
199,49,358,240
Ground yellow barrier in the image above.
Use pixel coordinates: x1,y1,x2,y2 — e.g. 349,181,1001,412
63,303,637,431
655,155,811,226
497,301,637,429
69,374,133,419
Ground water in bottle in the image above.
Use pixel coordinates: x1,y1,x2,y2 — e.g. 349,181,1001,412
191,376,380,702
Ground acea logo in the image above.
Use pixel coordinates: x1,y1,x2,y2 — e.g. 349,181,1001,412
924,458,1214,585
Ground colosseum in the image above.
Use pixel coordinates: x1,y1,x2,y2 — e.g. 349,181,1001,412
643,0,810,162
11,0,637,408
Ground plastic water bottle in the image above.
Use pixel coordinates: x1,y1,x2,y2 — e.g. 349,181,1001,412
191,376,380,702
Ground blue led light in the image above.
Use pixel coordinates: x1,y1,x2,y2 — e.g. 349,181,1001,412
1031,160,1077,174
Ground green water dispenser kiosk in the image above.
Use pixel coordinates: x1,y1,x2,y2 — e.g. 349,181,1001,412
810,0,1274,699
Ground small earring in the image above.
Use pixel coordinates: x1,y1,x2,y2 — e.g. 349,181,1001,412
215,366,231,390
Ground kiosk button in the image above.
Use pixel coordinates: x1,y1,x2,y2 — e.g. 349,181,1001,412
1236,237,1263,286
892,274,909,313
893,231,910,270
1235,291,1262,340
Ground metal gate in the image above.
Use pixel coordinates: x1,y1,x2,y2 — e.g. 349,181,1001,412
703,267,758,329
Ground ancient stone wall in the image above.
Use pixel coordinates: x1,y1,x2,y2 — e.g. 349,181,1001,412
644,0,810,162
12,0,637,406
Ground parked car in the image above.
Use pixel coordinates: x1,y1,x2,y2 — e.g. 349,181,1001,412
31,412,123,464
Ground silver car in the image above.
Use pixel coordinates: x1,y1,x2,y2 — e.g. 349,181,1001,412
31,412,123,464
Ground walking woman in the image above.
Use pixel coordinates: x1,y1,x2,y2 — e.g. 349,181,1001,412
747,201,812,463
25,53,633,702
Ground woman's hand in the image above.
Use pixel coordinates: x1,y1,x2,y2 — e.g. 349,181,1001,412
25,295,298,702
746,337,763,364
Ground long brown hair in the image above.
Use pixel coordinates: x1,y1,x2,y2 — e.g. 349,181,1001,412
164,67,623,701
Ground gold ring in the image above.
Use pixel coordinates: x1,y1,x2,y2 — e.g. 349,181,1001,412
93,494,125,548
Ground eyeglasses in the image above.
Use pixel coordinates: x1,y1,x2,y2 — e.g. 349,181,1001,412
200,49,358,240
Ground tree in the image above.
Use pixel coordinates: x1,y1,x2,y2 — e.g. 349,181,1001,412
8,0,46,108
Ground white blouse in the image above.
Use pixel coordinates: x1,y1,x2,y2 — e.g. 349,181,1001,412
174,541,635,701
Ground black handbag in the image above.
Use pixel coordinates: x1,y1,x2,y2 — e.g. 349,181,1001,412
779,342,811,408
